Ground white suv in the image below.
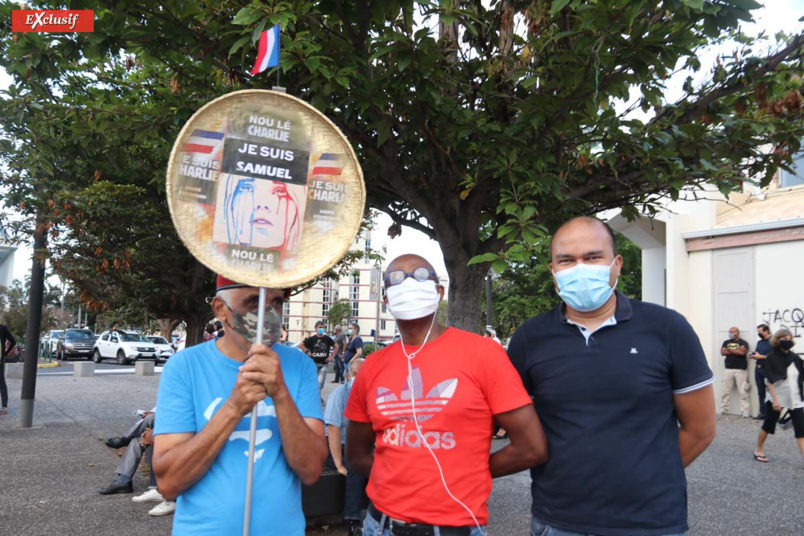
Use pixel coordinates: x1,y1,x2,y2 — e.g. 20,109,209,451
93,330,157,365
144,336,175,363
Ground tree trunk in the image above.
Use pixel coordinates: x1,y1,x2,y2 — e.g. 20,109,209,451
159,318,182,340
444,258,490,334
184,311,209,348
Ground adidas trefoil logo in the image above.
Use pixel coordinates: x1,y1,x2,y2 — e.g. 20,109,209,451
376,366,457,423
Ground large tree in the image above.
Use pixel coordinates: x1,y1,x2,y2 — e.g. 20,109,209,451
0,3,368,344
2,0,803,334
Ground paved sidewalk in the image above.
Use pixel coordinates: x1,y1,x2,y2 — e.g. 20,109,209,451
1,369,802,535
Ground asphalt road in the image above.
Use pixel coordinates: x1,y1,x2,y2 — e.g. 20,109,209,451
1,368,802,535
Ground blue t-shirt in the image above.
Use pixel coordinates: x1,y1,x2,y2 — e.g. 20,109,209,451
323,382,351,444
154,340,323,535
507,292,714,536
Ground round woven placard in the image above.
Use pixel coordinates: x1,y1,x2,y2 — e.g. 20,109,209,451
166,90,365,288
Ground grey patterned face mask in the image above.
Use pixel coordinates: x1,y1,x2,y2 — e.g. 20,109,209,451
224,303,283,346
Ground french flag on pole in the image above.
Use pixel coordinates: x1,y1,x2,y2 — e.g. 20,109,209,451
251,25,280,75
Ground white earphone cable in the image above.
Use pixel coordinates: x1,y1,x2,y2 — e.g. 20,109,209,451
399,314,485,534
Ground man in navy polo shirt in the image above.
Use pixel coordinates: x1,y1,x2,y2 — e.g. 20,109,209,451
508,217,716,536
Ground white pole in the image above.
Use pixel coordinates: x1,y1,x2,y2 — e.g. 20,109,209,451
242,287,267,536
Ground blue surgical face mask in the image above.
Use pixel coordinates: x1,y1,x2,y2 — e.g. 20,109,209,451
553,259,618,313
317,328,325,335
347,328,353,336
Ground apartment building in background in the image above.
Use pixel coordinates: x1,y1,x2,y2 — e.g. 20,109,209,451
283,233,398,343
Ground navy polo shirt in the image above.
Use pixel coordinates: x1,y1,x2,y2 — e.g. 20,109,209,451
507,291,713,536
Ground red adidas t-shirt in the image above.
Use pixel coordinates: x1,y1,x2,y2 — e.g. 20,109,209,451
344,327,532,526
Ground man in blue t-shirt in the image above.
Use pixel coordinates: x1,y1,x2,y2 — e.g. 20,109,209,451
324,357,367,535
508,217,716,536
153,276,327,536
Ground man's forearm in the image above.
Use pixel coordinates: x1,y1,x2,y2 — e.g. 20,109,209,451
679,426,715,467
153,401,243,499
489,442,547,478
273,387,327,485
327,427,345,468
347,449,373,477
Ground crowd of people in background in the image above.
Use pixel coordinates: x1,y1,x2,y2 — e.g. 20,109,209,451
3,217,802,536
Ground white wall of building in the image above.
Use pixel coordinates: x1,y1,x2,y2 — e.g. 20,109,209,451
685,242,804,416
755,242,804,343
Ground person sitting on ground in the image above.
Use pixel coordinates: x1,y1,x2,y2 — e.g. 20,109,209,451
100,409,177,516
105,407,156,449
753,328,804,464
324,357,367,535
98,412,155,495
133,445,176,517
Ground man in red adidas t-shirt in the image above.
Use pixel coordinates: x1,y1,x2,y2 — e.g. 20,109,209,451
345,254,548,535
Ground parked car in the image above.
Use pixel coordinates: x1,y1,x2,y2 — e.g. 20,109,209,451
93,330,157,365
40,330,64,358
144,335,175,363
56,329,97,361
360,337,391,349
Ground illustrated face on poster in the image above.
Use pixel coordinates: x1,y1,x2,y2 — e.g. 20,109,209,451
212,174,306,251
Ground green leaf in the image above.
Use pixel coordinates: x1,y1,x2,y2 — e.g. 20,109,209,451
232,8,260,26
228,36,250,57
492,259,508,274
680,0,704,10
521,76,539,90
468,252,499,265
397,51,412,72
550,0,572,16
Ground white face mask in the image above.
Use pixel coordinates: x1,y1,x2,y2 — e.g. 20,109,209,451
385,278,440,320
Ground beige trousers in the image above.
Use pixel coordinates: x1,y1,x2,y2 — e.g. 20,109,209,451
721,368,750,414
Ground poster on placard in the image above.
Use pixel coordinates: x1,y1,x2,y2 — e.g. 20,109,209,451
166,90,365,289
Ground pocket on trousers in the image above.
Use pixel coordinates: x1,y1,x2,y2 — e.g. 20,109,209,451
530,516,550,536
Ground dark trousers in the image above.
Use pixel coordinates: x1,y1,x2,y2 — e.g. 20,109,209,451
334,356,345,383
325,445,368,521
0,356,8,408
761,402,804,438
755,367,767,416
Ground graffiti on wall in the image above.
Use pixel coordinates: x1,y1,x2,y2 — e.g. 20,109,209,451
761,307,804,338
